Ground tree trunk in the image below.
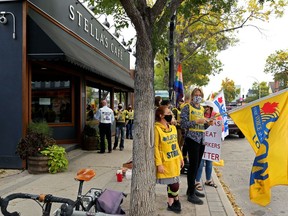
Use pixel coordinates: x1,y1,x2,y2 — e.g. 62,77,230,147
129,34,156,215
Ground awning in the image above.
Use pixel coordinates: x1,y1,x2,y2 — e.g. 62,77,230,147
28,9,134,90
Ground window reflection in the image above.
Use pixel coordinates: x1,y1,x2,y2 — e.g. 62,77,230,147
32,80,72,123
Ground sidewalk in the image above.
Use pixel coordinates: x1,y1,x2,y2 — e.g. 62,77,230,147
0,139,236,216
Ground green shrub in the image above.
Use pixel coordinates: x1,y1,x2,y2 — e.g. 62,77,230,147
16,122,55,160
40,145,68,174
28,122,53,137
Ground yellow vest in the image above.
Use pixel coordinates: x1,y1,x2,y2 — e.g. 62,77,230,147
180,102,189,110
188,104,205,132
154,122,183,179
126,110,134,120
114,110,128,123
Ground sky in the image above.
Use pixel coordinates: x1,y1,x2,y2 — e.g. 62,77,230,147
95,4,288,99
203,11,288,98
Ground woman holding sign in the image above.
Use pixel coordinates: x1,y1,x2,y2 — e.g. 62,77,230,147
195,101,221,191
154,105,184,213
180,88,213,205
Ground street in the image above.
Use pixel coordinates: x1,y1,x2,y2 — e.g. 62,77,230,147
217,135,288,216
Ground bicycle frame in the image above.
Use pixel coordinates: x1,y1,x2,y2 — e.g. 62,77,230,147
0,168,101,216
0,193,75,216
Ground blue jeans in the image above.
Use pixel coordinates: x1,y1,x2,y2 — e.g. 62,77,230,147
114,124,125,148
126,121,133,139
196,159,213,182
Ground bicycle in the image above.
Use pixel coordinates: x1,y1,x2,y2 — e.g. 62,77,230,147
0,168,125,216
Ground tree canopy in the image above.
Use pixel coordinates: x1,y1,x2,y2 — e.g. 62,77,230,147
86,1,287,215
221,77,240,102
264,49,288,89
154,0,287,92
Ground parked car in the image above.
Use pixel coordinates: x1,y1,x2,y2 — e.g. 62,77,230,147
226,104,245,138
155,90,169,100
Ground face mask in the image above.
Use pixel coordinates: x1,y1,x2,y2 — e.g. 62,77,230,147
128,107,132,109
118,106,122,109
164,115,172,123
193,96,202,104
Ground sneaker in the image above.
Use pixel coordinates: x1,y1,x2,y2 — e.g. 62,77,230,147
120,147,124,151
195,190,205,198
173,200,181,211
113,146,117,150
187,194,204,205
167,202,181,213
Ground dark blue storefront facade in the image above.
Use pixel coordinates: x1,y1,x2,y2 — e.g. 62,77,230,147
0,0,134,168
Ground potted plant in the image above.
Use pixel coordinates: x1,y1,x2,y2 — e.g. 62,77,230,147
40,145,68,174
81,123,100,150
16,122,63,174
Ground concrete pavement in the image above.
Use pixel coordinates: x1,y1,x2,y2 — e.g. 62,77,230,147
0,139,236,215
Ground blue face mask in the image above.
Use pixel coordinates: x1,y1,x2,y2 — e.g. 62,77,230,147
193,96,202,104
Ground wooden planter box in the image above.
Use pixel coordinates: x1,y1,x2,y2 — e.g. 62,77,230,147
82,136,99,150
27,155,49,174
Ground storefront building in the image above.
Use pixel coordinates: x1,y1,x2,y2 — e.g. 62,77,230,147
0,0,134,168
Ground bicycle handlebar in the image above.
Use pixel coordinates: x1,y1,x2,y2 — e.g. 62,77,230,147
0,193,75,216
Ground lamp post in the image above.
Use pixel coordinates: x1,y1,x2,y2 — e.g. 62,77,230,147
168,13,176,103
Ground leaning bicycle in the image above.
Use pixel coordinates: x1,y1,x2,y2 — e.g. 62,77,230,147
0,168,126,216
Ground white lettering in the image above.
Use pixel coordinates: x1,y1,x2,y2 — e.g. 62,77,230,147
118,49,123,60
99,33,105,45
76,11,82,26
84,18,89,32
95,28,99,41
68,5,125,62
104,37,108,48
69,5,75,20
90,23,94,37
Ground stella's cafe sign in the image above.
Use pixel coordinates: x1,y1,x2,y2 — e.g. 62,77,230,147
203,120,222,162
68,5,124,61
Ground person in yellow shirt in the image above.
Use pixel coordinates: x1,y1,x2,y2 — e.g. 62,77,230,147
155,105,184,213
180,88,213,205
125,104,134,139
113,103,128,151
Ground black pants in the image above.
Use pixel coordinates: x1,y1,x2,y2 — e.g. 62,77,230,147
185,137,205,195
99,123,112,152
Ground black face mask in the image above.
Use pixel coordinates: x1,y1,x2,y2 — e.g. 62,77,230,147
164,115,172,123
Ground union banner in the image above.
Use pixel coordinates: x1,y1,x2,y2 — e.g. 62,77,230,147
229,88,288,206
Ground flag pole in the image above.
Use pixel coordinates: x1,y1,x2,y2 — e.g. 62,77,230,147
168,13,176,105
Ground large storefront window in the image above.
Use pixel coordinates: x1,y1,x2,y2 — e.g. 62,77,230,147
32,79,72,124
86,87,112,121
114,92,127,107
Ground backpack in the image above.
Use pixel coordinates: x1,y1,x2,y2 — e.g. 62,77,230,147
96,189,126,215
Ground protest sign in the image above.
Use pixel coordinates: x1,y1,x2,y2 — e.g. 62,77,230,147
202,120,222,162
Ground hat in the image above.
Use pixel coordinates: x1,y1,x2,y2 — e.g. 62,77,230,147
202,101,217,110
118,103,123,106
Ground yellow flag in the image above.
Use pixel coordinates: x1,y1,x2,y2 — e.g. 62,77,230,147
229,89,288,206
